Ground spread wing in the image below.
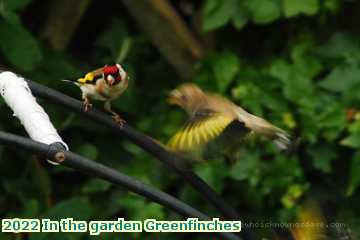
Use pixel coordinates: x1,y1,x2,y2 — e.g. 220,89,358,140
168,109,235,151
290,203,327,240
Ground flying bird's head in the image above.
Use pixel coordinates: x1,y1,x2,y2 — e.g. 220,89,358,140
103,64,127,86
168,83,206,114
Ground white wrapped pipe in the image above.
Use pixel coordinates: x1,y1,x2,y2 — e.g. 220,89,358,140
0,71,68,164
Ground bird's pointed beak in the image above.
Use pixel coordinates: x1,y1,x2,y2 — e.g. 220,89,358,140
167,89,181,105
107,75,116,86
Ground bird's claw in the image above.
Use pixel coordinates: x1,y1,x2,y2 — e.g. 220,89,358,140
112,114,126,127
83,101,92,112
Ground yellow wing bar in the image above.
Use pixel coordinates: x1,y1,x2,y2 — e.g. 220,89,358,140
168,115,233,151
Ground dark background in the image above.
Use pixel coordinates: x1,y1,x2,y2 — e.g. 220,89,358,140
0,0,359,239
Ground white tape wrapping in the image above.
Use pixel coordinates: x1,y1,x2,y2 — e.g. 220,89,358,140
0,71,68,164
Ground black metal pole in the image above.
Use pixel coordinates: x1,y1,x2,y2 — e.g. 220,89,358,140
27,80,242,220
0,131,241,240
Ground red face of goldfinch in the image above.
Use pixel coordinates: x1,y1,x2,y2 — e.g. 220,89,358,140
103,64,127,86
65,63,129,126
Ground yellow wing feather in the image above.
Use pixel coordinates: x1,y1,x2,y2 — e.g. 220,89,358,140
291,203,327,240
168,115,233,151
77,72,95,84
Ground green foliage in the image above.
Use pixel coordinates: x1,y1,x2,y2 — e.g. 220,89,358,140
0,0,42,70
202,0,343,31
1,0,360,239
283,0,319,17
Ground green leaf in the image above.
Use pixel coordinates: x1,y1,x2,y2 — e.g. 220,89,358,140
0,21,42,71
269,59,292,82
118,195,164,221
82,179,112,194
43,197,92,220
283,0,319,17
319,65,360,93
96,18,129,61
281,184,308,208
317,104,346,141
341,120,360,148
0,232,11,240
230,150,260,185
341,134,360,148
202,0,236,31
29,198,92,240
318,32,360,60
308,145,336,173
323,0,341,12
213,52,240,93
232,2,250,29
1,0,31,11
347,151,360,196
194,161,227,192
246,0,281,24
76,143,99,160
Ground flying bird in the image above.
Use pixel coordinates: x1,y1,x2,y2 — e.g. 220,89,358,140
167,83,291,152
65,64,128,125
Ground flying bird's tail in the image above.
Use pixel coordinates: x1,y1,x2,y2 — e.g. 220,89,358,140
273,131,291,151
236,107,292,151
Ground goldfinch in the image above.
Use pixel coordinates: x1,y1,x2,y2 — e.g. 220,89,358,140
66,64,128,125
167,83,291,152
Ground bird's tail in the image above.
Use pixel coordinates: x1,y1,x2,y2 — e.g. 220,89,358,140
273,131,291,151
61,79,81,86
61,79,75,83
236,107,292,151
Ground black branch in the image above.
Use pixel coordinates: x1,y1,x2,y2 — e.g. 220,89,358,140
0,131,241,240
27,79,254,239
27,80,243,220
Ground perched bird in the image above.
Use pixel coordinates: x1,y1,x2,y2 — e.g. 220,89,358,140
167,83,291,152
65,64,128,125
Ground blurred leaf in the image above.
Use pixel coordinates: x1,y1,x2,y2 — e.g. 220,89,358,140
194,160,227,192
281,184,308,208
42,197,92,220
283,0,319,17
96,18,129,62
232,2,250,29
269,59,292,82
319,65,360,93
317,104,346,141
202,0,236,31
0,232,11,240
230,150,260,186
246,0,281,24
317,32,360,60
82,179,112,194
347,151,360,196
29,198,92,240
323,0,341,12
341,134,360,148
308,145,336,173
282,112,297,129
213,52,240,93
1,0,31,11
341,120,360,148
76,143,99,160
118,195,164,221
22,199,40,217
0,21,42,70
